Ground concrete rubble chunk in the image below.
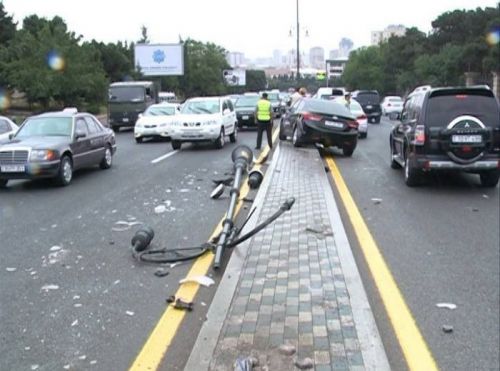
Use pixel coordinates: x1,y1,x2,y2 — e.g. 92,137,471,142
278,344,296,356
294,357,314,369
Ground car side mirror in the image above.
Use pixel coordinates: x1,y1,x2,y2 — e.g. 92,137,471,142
223,108,231,115
138,113,143,118
75,130,87,140
8,133,14,140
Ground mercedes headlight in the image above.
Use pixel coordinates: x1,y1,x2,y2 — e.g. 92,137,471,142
30,149,57,161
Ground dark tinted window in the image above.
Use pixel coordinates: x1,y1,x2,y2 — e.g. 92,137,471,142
302,99,353,117
235,96,259,107
109,86,145,102
354,92,380,105
426,94,499,127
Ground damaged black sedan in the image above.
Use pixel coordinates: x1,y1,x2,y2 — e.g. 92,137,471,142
279,98,359,156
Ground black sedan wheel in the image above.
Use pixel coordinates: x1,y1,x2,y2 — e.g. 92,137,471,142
56,156,73,186
404,151,421,187
292,126,301,147
479,171,500,187
342,146,355,157
229,126,238,143
100,146,113,169
0,179,8,188
279,121,287,141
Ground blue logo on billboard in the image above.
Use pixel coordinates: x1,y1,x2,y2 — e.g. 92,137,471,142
152,49,165,64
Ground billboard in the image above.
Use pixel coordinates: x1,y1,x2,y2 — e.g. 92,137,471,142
223,69,246,86
134,44,184,76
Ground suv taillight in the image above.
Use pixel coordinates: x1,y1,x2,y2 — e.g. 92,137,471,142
415,125,425,145
302,112,322,122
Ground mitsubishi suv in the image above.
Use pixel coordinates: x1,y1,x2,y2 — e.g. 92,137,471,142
169,97,237,150
389,86,500,187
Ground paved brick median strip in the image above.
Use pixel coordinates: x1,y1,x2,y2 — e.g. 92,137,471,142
186,143,389,371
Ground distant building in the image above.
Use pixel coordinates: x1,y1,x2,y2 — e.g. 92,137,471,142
329,49,340,60
371,25,407,45
226,52,245,67
309,47,325,69
273,50,283,67
338,38,354,57
326,57,349,78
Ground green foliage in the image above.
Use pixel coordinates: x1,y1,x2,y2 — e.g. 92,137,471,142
0,2,16,45
342,6,499,96
2,15,107,109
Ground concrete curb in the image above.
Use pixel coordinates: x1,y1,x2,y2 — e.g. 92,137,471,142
319,155,391,370
184,146,282,371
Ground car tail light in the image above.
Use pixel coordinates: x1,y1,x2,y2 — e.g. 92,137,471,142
424,161,430,170
455,95,467,99
347,120,359,129
415,125,425,145
497,160,500,169
462,145,472,153
357,114,367,120
302,112,322,122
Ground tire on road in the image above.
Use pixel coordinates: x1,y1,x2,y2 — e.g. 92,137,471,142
172,140,181,150
229,125,237,143
215,128,225,149
292,126,301,147
404,150,422,186
99,145,113,169
479,171,500,187
0,179,8,188
56,155,73,186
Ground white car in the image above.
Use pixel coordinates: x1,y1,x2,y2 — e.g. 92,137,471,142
381,96,404,116
134,103,179,143
0,116,19,143
169,97,238,150
333,98,368,139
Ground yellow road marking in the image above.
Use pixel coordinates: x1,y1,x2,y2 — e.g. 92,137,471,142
325,156,438,371
129,130,278,371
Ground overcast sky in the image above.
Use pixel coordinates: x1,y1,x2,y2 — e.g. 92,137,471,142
3,0,498,58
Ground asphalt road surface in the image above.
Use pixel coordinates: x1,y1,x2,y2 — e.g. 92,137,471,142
330,116,499,371
0,126,268,371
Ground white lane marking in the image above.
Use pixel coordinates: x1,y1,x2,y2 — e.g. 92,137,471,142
151,150,179,164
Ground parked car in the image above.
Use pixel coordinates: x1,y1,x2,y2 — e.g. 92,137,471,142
169,97,238,150
389,85,500,187
351,90,382,123
0,116,18,143
314,87,345,100
279,98,358,156
234,95,259,128
381,96,404,117
0,108,116,188
333,97,368,139
134,103,179,143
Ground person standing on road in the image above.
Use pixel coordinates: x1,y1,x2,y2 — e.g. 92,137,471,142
255,92,273,150
344,92,352,109
290,87,306,106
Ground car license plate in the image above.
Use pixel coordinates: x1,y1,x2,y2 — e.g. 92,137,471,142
122,118,129,123
325,121,344,129
366,105,373,109
242,115,249,120
1,165,25,172
452,135,482,143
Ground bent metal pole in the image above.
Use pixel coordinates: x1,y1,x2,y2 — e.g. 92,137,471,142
213,145,253,269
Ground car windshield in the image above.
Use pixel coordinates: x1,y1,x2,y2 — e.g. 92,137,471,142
181,100,220,114
266,93,280,101
16,117,73,138
355,93,380,105
426,94,499,127
145,106,176,116
303,99,354,118
109,87,145,102
389,97,403,102
235,96,259,108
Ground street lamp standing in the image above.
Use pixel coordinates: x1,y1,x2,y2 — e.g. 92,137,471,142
296,0,300,80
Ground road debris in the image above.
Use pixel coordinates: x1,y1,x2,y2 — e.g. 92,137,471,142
371,198,383,204
294,357,314,369
41,284,59,292
179,275,215,287
234,356,259,370
210,183,225,199
154,269,170,277
166,295,193,311
154,205,167,214
278,344,296,356
71,320,79,327
126,311,135,316
112,220,142,231
6,267,16,272
436,303,457,310
442,325,454,333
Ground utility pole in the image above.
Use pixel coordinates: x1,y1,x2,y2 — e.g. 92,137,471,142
296,0,300,81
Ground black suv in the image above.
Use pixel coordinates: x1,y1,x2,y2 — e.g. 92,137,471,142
351,90,382,123
390,86,500,187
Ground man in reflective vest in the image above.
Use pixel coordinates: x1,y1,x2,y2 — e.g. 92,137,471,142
254,92,273,150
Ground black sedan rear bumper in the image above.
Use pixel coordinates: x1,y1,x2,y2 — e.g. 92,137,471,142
301,122,358,148
236,113,256,127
